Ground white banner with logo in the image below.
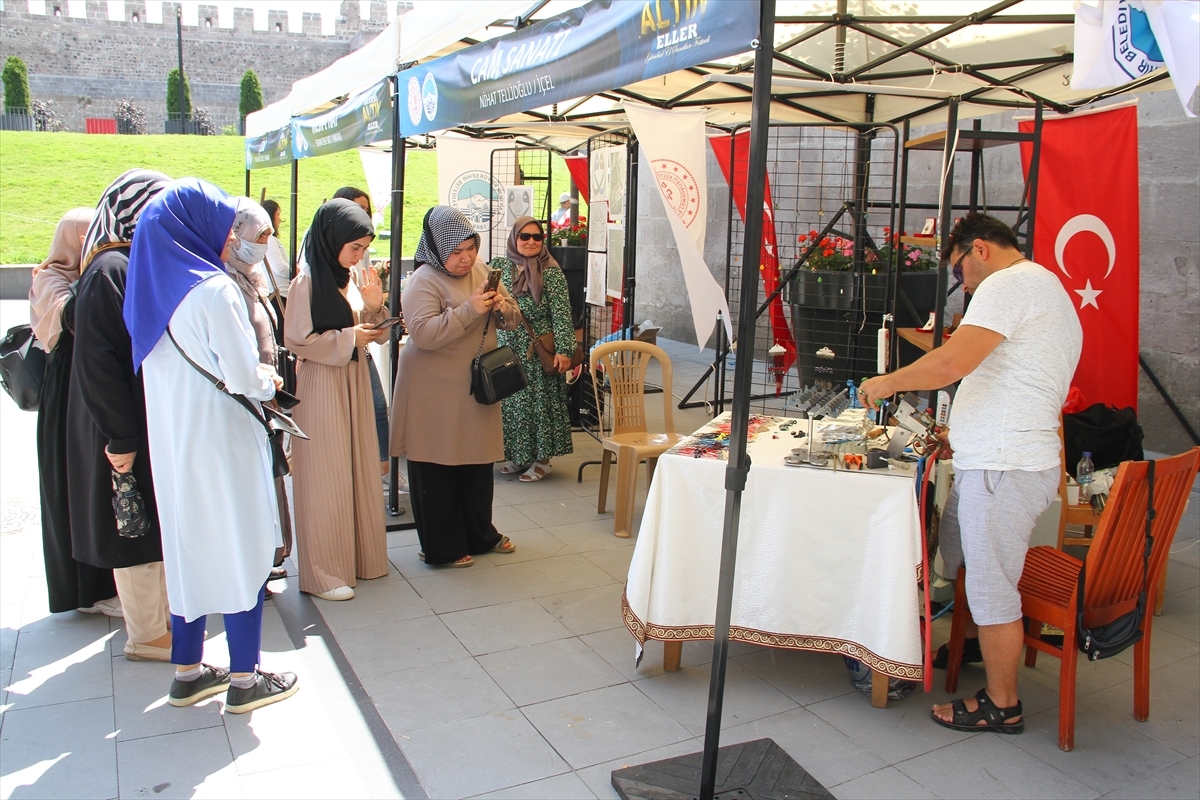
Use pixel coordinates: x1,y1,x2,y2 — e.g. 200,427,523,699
1072,0,1199,117
436,136,508,260
624,103,732,349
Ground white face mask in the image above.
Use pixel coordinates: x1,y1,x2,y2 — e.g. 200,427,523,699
233,237,268,265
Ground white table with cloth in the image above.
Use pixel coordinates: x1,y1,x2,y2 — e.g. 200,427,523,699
621,413,925,698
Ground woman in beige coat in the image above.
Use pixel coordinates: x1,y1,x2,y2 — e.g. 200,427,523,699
285,199,390,600
391,206,520,568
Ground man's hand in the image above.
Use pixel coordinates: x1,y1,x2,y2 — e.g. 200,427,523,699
934,428,954,459
106,448,136,474
858,375,893,409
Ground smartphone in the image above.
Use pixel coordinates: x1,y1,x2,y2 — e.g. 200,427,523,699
366,317,401,331
485,268,502,294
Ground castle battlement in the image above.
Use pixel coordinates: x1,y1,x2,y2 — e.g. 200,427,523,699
0,1,412,132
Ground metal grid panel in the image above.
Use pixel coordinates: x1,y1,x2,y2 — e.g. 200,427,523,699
489,146,554,258
577,130,631,441
714,122,901,417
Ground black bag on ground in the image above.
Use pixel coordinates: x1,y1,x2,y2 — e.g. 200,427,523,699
0,324,46,411
1075,460,1154,661
1064,404,1143,478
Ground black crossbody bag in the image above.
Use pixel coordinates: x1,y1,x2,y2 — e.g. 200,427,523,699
166,328,306,478
1076,460,1154,661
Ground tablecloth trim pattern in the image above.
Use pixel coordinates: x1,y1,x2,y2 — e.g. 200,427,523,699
621,591,923,681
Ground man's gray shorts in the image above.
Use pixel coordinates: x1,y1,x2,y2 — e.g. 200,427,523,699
939,467,1059,626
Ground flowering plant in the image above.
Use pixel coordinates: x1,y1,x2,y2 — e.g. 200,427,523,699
878,227,937,272
554,216,588,247
795,227,937,273
796,230,855,271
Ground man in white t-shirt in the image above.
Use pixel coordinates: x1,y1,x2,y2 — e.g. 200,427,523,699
860,212,1081,736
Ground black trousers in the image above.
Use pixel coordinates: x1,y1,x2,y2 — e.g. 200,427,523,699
407,461,501,565
36,333,116,612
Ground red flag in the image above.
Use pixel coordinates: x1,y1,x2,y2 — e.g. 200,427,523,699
1020,105,1140,410
563,155,590,204
710,132,797,390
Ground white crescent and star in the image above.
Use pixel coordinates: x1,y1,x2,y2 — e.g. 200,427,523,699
1054,214,1117,310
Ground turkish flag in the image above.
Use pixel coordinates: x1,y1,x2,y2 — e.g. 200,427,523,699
563,155,590,204
1020,105,1140,410
710,131,797,391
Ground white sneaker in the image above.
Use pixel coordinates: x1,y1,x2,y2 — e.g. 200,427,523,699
312,585,354,601
79,596,123,618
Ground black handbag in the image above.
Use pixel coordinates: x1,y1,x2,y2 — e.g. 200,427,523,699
259,272,297,397
0,324,46,411
1064,404,1144,477
166,328,305,478
471,311,528,405
1075,460,1154,661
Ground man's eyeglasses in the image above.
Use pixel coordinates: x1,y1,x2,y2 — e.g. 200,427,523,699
951,251,967,284
517,232,544,242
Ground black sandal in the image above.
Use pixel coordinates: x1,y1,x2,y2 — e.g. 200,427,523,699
932,687,1024,734
932,637,982,669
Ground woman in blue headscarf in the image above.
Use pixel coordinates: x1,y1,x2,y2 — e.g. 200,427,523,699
126,178,298,714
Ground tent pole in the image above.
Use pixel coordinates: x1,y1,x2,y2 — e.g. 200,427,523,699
244,169,250,199
388,73,407,516
622,135,638,336
289,158,299,280
1024,100,1044,260
698,1,775,798
932,97,958,351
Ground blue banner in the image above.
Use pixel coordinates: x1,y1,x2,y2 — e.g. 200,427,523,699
245,125,293,170
292,78,393,160
397,0,758,137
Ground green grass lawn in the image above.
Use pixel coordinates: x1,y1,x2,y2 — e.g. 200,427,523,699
0,131,580,265
0,131,439,264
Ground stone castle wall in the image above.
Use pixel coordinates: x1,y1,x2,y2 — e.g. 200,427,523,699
0,1,397,132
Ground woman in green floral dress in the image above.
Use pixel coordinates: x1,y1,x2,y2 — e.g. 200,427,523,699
491,216,575,482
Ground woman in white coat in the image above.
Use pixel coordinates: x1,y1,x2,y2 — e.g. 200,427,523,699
125,178,298,714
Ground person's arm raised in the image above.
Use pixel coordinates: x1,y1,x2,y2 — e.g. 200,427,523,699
859,324,1004,407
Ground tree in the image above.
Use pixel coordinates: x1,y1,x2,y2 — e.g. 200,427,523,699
3,56,31,113
166,67,192,118
239,70,263,118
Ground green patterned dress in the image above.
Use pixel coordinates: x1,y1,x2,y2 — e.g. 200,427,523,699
492,258,575,465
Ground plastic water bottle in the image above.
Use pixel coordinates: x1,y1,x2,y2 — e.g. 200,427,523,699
847,379,860,409
1077,452,1095,499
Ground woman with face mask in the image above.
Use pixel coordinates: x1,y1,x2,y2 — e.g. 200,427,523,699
284,199,390,601
225,199,293,582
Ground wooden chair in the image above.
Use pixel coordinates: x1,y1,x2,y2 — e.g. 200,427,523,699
985,448,1198,751
590,341,686,538
1056,421,1105,551
1056,425,1173,615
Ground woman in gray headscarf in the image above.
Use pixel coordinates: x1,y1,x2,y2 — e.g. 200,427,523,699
389,206,521,568
491,216,575,482
224,199,292,581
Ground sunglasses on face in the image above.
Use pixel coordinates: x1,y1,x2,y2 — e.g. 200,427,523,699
517,232,544,242
952,251,967,284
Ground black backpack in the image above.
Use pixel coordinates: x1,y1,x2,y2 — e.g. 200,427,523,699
1064,404,1144,478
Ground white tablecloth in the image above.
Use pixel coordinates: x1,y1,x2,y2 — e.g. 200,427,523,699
622,414,924,679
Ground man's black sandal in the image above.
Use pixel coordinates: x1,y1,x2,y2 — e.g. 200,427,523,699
932,687,1024,734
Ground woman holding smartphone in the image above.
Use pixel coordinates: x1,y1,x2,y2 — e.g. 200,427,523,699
390,206,521,568
284,199,390,601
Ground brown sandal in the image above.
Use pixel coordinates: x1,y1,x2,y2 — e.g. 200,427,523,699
418,552,474,568
492,536,516,554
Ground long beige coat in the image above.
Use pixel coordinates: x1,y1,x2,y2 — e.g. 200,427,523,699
391,260,520,465
284,275,389,594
